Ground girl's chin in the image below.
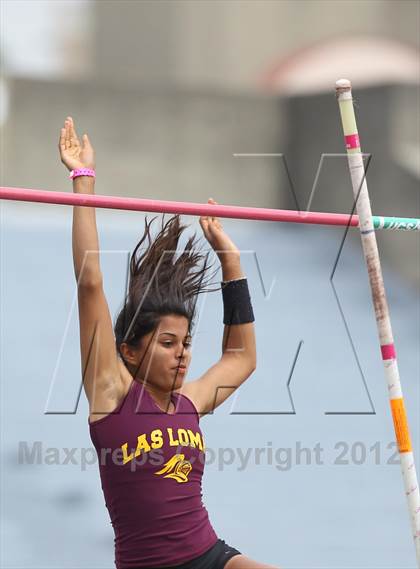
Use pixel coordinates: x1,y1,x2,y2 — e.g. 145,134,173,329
173,376,186,387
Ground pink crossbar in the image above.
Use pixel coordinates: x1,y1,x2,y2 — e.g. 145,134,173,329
0,186,361,227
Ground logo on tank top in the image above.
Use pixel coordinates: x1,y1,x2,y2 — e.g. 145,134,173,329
154,453,193,483
121,427,205,465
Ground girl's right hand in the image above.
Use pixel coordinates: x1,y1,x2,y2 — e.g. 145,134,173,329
58,116,95,172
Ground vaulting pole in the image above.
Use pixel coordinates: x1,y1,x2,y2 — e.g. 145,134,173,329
336,78,420,565
1,186,419,231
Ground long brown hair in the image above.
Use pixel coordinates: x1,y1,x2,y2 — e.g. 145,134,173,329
114,214,219,362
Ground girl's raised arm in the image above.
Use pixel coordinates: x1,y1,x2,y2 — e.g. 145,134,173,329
179,200,256,416
59,117,100,286
58,118,126,420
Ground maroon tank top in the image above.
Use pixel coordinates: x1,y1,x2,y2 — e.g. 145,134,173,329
89,379,218,568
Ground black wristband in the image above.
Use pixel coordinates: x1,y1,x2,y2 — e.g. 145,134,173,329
221,277,255,325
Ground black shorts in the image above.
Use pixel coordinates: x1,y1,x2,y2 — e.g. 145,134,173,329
144,539,242,569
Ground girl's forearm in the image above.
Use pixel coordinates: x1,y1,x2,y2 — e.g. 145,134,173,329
220,255,243,281
220,257,256,366
72,176,102,285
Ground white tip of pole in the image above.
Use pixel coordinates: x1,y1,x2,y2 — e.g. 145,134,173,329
336,78,351,89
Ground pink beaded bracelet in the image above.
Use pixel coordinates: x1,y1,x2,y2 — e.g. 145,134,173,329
69,168,96,180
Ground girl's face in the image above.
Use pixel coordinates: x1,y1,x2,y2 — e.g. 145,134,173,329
127,314,192,392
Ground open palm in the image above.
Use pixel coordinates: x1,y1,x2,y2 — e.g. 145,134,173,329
58,116,95,172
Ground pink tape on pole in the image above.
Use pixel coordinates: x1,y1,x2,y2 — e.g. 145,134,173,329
345,134,360,149
381,343,396,360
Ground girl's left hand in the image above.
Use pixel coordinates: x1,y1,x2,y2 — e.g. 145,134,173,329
199,198,240,263
59,116,95,172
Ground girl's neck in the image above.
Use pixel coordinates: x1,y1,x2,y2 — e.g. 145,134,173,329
138,380,174,411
